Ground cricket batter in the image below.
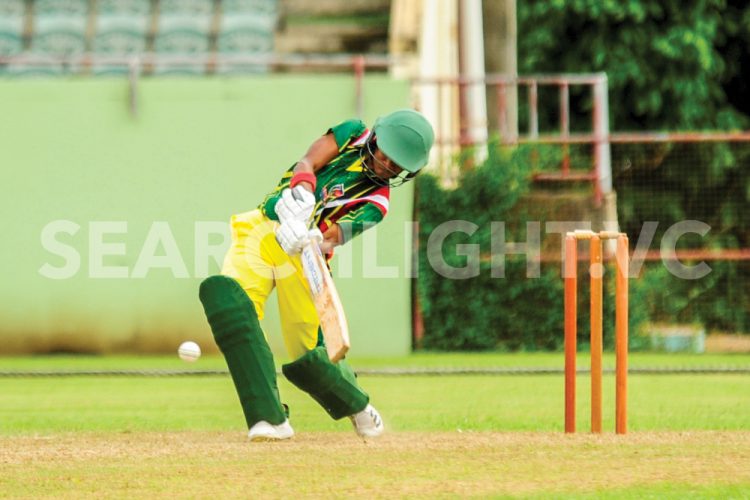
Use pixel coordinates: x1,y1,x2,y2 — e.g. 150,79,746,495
199,109,435,441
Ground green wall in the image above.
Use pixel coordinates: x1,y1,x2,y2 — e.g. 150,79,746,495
0,76,413,357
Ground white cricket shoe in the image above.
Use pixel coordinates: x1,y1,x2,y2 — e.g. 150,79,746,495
349,404,384,438
248,420,294,442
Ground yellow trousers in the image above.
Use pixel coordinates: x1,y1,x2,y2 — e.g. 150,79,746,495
221,209,319,359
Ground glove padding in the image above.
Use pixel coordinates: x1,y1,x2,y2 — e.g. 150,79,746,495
275,219,324,255
275,186,316,224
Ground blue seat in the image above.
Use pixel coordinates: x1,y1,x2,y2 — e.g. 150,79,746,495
159,0,214,16
0,1,24,60
0,18,24,57
91,15,149,75
92,0,150,74
217,14,274,54
32,16,87,56
97,0,151,16
154,15,211,53
34,0,88,15
216,13,274,74
93,15,149,54
216,13,276,75
152,15,210,74
0,0,25,17
152,0,214,75
223,0,278,15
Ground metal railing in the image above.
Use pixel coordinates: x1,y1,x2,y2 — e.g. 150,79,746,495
411,73,750,210
411,73,613,201
0,52,389,117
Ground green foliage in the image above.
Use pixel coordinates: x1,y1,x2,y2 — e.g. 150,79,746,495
518,0,750,130
517,1,750,336
418,260,563,351
416,145,650,351
417,146,529,350
613,141,750,334
416,143,748,348
614,142,750,249
417,2,750,350
636,261,750,333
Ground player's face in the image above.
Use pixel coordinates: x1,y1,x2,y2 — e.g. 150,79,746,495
370,148,404,180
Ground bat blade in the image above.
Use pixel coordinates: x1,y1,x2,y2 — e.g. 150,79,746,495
300,242,350,362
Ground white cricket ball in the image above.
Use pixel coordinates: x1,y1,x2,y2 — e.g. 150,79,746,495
178,341,201,362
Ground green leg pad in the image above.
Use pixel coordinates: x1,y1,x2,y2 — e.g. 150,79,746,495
282,346,369,420
199,275,286,427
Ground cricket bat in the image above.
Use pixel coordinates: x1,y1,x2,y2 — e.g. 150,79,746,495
300,240,350,363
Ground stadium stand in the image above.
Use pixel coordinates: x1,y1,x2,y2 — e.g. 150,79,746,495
224,0,278,16
0,0,25,57
34,0,89,15
6,0,88,75
160,0,215,16
31,0,88,56
92,0,152,75
0,0,25,76
0,0,400,77
0,0,26,17
93,16,149,58
94,0,151,52
216,1,276,74
0,18,24,57
154,15,212,55
152,0,214,74
98,0,152,14
217,14,274,55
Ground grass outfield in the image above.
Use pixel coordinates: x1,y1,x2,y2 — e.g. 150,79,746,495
1,353,749,497
3,352,750,370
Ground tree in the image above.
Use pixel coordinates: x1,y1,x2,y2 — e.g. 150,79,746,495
518,0,750,130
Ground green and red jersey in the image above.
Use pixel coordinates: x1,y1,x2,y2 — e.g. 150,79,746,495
260,119,390,243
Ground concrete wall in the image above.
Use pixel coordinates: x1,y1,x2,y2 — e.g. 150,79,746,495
0,75,413,357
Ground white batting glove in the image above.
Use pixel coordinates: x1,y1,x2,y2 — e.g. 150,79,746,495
275,186,316,224
275,219,324,255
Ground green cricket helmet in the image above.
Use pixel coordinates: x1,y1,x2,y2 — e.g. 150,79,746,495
372,109,435,173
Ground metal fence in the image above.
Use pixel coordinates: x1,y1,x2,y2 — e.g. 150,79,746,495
0,52,389,118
